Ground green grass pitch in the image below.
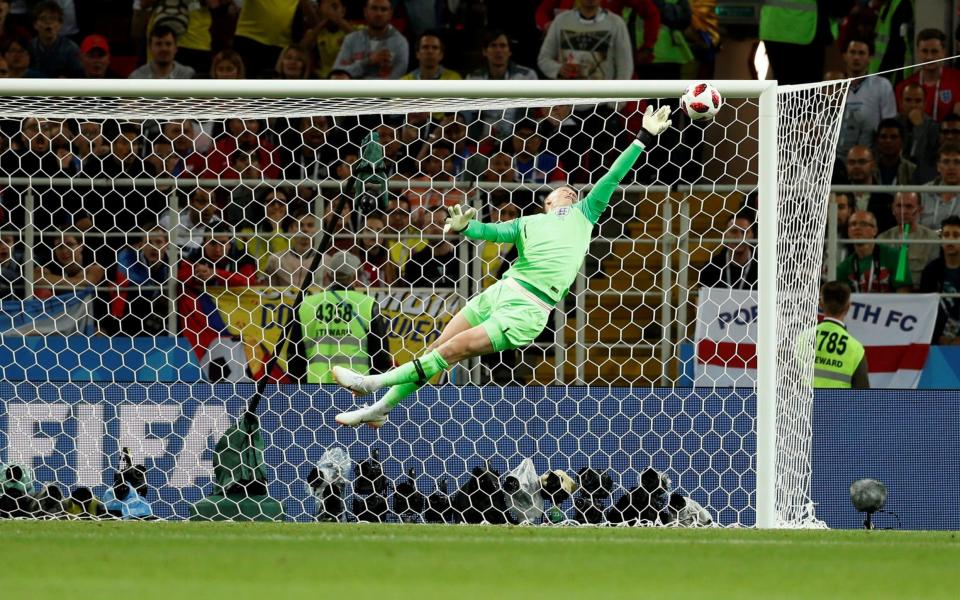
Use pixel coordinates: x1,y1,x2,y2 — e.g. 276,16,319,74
1,521,957,599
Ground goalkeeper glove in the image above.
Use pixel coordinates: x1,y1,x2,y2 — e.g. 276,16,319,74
637,105,672,148
443,204,477,234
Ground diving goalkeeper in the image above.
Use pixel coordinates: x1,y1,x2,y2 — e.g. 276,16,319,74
335,105,673,428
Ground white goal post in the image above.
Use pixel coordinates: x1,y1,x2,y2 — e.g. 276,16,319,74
0,79,846,528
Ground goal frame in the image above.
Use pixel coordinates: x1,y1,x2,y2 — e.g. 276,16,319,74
2,78,781,528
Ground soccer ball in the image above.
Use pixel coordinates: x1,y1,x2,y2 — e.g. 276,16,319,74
681,82,723,121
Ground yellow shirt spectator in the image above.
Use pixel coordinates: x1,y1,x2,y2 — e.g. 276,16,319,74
235,0,299,48
401,67,462,80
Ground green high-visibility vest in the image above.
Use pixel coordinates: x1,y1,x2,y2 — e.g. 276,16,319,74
811,319,865,389
300,290,375,384
760,0,817,45
625,0,693,66
868,0,913,75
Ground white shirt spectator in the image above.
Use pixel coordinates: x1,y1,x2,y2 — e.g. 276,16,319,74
844,76,897,137
538,8,632,80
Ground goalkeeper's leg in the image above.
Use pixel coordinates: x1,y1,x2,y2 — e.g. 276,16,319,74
334,312,489,427
335,314,493,398
334,280,549,426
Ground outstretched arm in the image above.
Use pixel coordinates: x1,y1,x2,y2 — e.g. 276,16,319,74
462,219,521,244
579,105,672,224
443,204,522,244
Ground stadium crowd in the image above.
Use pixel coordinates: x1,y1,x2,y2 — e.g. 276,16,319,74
0,0,957,371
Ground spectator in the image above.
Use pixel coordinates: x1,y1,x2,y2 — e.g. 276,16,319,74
234,0,318,78
467,30,537,81
629,0,688,80
279,115,344,181
2,34,41,78
897,83,940,182
404,144,467,208
837,209,911,293
159,186,220,252
79,34,120,79
29,1,82,78
920,143,960,229
878,192,939,288
403,32,461,80
246,188,293,271
939,114,960,147
306,0,353,78
920,215,960,345
394,0,440,38
263,212,319,288
0,0,12,47
172,0,231,75
841,38,897,142
867,0,914,82
178,222,259,290
894,29,960,122
874,118,916,185
210,49,245,79
128,25,197,79
321,196,355,253
697,209,758,290
200,118,281,180
385,197,423,285
843,145,894,233
333,0,408,80
538,0,632,80
0,55,8,77
273,43,312,79
357,213,388,286
401,206,457,288
108,225,170,336
0,233,23,299
510,119,565,184
34,230,106,300
823,192,853,280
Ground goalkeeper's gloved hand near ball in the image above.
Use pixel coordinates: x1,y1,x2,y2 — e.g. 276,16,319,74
443,204,477,234
637,105,672,148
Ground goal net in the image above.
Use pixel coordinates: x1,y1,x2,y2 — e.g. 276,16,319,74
0,80,847,526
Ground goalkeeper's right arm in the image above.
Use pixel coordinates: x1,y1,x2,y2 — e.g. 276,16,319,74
579,105,672,224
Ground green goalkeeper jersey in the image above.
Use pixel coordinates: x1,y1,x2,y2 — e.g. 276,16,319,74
462,140,645,304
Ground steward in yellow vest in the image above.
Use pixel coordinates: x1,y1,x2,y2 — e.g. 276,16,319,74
812,281,870,389
299,251,390,384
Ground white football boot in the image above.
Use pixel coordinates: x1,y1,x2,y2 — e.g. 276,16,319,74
331,366,381,396
335,403,389,429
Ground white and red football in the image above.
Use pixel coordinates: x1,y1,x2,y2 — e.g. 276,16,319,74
680,82,723,122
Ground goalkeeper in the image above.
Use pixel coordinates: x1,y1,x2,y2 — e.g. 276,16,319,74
335,105,672,427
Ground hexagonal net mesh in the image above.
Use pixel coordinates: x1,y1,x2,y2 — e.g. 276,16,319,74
0,81,847,526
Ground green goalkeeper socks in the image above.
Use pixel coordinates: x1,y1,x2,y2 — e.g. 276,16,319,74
380,382,420,410
374,350,449,388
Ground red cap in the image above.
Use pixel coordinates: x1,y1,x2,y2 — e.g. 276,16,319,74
80,34,110,55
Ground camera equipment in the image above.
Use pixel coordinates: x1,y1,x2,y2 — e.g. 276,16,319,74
850,478,887,530
352,448,389,522
424,477,452,523
574,467,614,524
393,468,426,523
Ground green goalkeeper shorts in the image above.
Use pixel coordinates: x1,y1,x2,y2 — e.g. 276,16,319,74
462,278,552,352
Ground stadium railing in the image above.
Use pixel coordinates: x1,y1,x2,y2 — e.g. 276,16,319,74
2,176,955,387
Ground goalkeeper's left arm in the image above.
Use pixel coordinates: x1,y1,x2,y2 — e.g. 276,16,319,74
579,105,672,225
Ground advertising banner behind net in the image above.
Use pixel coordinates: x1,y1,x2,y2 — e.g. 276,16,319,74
694,288,938,388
